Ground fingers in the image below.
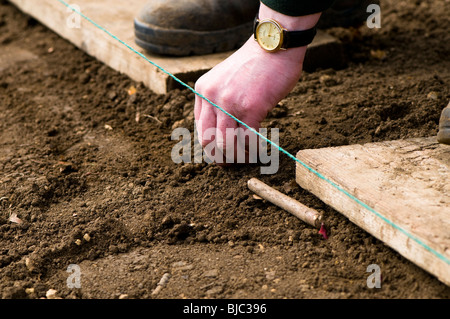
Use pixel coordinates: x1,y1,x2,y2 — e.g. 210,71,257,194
216,110,238,164
195,94,263,165
193,62,266,165
196,101,217,157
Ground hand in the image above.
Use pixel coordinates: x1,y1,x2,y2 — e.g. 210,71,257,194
194,5,321,165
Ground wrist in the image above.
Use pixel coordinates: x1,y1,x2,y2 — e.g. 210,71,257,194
247,35,307,67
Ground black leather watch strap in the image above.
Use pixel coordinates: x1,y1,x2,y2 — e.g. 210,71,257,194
282,27,317,49
253,16,317,49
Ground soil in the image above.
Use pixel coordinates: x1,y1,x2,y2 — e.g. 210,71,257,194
1,0,449,299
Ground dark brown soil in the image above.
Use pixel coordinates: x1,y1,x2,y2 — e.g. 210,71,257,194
1,0,449,299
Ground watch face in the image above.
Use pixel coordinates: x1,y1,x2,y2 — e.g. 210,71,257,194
256,20,283,52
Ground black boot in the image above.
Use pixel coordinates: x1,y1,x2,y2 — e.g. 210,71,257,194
437,103,450,145
134,0,260,56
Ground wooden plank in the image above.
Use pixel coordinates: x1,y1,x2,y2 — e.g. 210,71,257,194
296,137,450,286
9,0,344,94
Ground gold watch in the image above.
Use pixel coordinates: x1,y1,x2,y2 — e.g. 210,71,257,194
253,16,317,52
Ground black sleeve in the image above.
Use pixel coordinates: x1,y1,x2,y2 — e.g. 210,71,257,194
260,0,335,16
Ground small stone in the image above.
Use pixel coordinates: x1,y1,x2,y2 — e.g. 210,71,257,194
107,91,117,100
172,261,187,268
299,284,310,291
172,261,194,271
370,49,387,60
118,294,129,299
374,124,382,136
74,239,82,246
79,73,91,84
25,288,35,295
205,286,223,297
265,270,276,281
161,215,175,228
171,119,186,130
203,269,218,278
427,91,438,100
179,264,194,271
46,289,58,299
25,257,35,272
319,74,337,87
158,273,171,286
83,233,91,242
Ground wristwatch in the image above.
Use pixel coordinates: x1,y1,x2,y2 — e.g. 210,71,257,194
253,16,317,52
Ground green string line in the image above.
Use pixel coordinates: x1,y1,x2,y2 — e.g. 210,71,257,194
57,0,450,265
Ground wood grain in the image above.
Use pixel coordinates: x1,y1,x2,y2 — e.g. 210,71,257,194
296,137,450,286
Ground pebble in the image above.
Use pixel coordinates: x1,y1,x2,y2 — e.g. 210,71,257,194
203,269,218,278
151,273,171,296
427,91,438,100
299,284,310,291
107,91,117,100
46,289,58,299
205,286,223,297
25,288,35,295
158,273,171,286
265,271,276,281
172,261,194,271
370,49,387,60
118,294,129,299
25,257,35,272
171,119,186,130
319,74,337,87
172,261,186,268
178,264,194,271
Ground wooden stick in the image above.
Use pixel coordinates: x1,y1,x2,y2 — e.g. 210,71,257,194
248,178,322,228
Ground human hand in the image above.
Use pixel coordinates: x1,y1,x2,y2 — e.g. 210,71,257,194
194,5,321,165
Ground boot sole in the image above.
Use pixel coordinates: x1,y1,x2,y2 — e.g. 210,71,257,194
134,18,253,56
437,129,450,145
437,107,450,145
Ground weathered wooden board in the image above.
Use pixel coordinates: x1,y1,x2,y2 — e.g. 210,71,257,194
296,137,450,286
9,0,344,94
